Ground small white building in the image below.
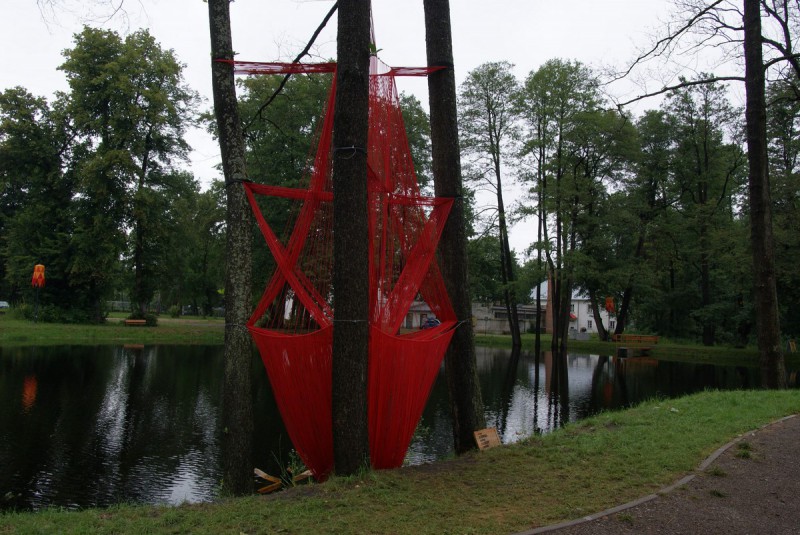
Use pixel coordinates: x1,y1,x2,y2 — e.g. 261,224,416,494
537,280,616,336
471,302,541,335
402,280,617,336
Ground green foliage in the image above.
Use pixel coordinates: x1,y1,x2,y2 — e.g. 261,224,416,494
767,80,800,338
631,78,748,344
399,92,433,190
467,235,503,302
0,87,75,310
0,27,203,323
60,27,199,319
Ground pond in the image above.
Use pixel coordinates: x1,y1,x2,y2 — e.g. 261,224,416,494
0,344,793,511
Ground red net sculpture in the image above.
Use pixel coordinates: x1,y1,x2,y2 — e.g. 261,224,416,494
234,57,454,481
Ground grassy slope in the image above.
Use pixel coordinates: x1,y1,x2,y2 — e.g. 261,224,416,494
0,314,224,346
2,390,799,534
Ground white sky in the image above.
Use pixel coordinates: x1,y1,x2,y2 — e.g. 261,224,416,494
3,0,697,252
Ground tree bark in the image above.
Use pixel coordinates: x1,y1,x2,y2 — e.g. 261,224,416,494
207,0,254,495
331,0,371,476
743,0,786,388
424,0,486,454
497,185,521,351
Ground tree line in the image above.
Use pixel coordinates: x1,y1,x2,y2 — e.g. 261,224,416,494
457,58,799,351
2,24,798,350
0,27,225,323
0,25,444,325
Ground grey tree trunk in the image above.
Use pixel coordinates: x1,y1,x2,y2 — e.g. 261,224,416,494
331,0,371,475
424,0,486,454
207,0,254,494
497,187,521,351
743,0,786,388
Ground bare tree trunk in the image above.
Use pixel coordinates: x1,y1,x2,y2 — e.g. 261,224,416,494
587,289,608,341
497,190,521,351
207,0,254,495
331,0,371,475
614,234,645,336
424,0,486,454
743,0,786,388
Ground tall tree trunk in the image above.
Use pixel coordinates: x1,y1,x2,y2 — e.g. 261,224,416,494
424,0,486,454
700,246,715,346
497,189,521,351
331,0,371,475
207,0,254,495
743,0,786,388
588,289,608,341
534,143,546,356
614,234,645,336
533,239,542,356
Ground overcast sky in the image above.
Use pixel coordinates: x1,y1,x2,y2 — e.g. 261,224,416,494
3,0,693,251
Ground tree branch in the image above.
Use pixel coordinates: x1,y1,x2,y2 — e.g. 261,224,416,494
243,2,338,133
614,75,745,109
605,0,727,85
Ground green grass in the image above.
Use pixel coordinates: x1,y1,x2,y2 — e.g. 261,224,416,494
2,389,798,534
474,332,773,366
1,313,789,368
0,314,224,346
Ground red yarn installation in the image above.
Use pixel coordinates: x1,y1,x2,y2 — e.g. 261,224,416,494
241,56,454,481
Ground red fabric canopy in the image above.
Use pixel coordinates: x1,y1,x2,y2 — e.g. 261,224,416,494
243,56,455,480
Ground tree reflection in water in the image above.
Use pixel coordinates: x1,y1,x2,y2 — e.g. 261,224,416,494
0,344,788,511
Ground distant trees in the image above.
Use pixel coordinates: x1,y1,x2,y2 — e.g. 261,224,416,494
459,61,522,352
0,88,74,313
0,27,204,322
503,59,635,351
604,0,798,384
457,50,797,352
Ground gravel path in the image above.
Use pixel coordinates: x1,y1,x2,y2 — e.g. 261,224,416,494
518,414,800,535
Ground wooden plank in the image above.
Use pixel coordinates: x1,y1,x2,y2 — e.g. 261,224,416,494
124,319,147,326
474,428,501,451
612,334,659,345
292,469,313,483
254,468,281,484
256,482,282,494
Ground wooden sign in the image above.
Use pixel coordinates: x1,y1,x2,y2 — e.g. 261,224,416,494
474,428,501,450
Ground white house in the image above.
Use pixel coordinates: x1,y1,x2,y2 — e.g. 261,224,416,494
402,281,617,335
536,280,616,336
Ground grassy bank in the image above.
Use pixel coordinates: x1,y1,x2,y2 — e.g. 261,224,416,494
0,313,224,346
1,312,768,364
2,389,798,534
475,332,768,365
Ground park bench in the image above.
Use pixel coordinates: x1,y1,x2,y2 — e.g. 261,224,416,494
611,333,659,357
124,319,147,326
611,333,659,346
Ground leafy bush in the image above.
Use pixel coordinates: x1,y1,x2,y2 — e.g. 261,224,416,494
14,303,100,324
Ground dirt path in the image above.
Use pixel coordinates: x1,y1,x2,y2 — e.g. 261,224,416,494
520,415,800,535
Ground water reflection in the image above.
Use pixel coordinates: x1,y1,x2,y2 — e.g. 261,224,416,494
0,345,231,511
406,348,775,463
0,344,792,511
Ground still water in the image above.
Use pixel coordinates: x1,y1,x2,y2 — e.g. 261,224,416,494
0,344,787,510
